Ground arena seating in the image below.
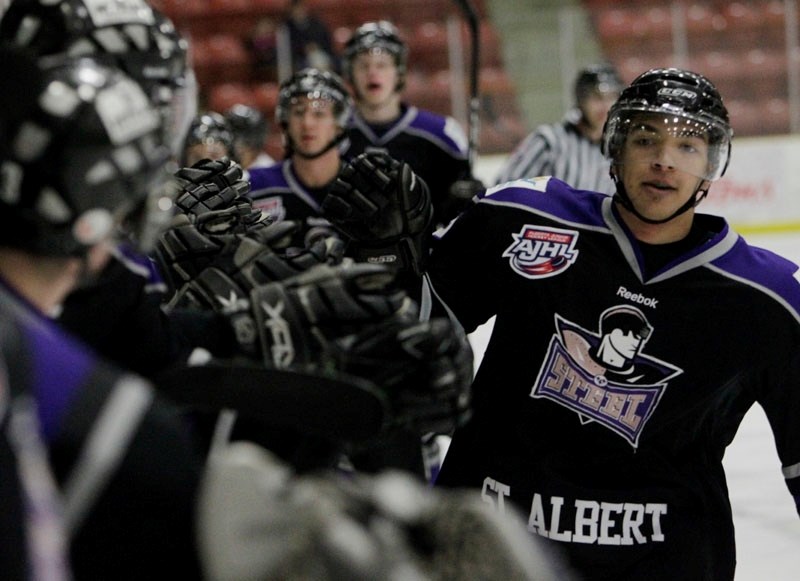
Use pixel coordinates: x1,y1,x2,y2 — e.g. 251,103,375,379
584,0,795,137
156,0,527,156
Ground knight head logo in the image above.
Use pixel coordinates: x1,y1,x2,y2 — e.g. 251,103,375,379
502,225,579,279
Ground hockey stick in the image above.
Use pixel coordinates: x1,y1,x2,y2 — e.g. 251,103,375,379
453,0,481,166
155,362,389,441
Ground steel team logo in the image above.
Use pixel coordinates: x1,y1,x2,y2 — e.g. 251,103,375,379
531,306,682,448
502,225,579,279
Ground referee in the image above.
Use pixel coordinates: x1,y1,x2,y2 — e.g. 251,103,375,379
495,63,623,194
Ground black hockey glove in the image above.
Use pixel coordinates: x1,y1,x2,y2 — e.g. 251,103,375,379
250,262,472,435
165,220,345,312
322,152,433,276
335,317,474,436
248,262,412,368
442,177,484,221
173,157,262,232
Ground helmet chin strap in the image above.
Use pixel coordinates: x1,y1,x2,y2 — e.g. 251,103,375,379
610,172,708,225
286,131,347,160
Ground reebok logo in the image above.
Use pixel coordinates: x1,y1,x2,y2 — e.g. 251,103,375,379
616,286,658,308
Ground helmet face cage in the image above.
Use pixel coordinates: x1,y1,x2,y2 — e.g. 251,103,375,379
0,54,173,256
275,68,352,128
602,68,732,182
342,20,408,81
0,0,197,158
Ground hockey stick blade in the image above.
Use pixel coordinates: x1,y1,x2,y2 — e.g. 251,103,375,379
155,362,390,441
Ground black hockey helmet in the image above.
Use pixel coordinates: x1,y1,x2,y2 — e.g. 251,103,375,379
0,0,197,157
0,49,174,257
601,68,733,224
225,104,268,150
275,67,352,129
183,112,235,162
342,20,407,86
602,68,732,182
574,63,623,103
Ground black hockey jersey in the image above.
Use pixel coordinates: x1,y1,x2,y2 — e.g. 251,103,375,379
428,176,800,580
344,105,472,226
0,281,202,579
248,159,337,247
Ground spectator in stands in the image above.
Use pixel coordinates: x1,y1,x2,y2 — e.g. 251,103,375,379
182,111,236,166
495,63,623,194
282,0,337,74
225,104,276,171
246,15,278,82
341,20,481,228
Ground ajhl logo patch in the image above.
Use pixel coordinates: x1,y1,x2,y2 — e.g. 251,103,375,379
502,225,579,279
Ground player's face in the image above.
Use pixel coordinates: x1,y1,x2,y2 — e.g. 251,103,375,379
617,114,711,223
286,97,339,157
351,50,400,106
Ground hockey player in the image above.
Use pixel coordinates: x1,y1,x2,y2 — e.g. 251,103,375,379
182,111,236,167
245,68,452,478
247,67,352,249
325,68,800,580
495,63,623,193
0,47,205,580
225,103,276,170
0,0,213,376
341,20,482,227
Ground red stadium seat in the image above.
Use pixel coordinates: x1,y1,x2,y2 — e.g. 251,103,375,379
208,83,260,112
253,82,280,113
411,21,451,72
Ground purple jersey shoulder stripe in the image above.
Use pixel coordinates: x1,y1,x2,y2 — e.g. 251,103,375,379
709,236,800,320
407,108,469,158
479,176,609,229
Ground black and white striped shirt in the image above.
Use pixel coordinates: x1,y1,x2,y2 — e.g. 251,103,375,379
494,112,615,195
